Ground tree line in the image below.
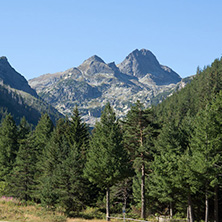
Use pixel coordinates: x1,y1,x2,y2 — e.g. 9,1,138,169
1,57,222,222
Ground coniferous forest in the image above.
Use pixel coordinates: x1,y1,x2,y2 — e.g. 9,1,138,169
1,57,222,222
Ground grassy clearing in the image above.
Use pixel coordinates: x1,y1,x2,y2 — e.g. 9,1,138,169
0,197,66,222
1,197,182,222
0,197,109,222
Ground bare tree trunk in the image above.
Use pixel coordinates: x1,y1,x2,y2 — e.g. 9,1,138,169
187,194,194,222
214,185,218,222
123,180,127,208
106,186,110,221
170,202,173,218
139,110,146,219
141,161,146,219
205,190,209,222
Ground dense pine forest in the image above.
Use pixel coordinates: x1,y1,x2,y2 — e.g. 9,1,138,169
1,57,222,222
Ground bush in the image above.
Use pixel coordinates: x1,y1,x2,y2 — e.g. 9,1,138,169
80,207,104,219
0,182,6,196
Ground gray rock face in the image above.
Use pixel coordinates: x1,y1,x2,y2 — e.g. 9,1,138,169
29,49,182,125
118,49,181,85
0,56,37,97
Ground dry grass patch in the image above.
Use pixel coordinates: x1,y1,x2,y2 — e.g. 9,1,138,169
0,198,66,222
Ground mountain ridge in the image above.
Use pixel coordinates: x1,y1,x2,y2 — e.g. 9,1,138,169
117,49,181,84
29,49,183,125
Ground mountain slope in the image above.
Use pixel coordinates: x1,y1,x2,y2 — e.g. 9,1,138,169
154,57,222,125
118,49,181,84
0,58,63,125
0,56,37,97
29,49,182,125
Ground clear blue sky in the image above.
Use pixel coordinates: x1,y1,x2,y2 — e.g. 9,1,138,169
1,0,222,79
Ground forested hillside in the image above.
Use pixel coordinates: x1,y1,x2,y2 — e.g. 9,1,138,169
151,57,222,222
1,57,222,222
0,56,63,125
0,83,62,125
155,58,222,124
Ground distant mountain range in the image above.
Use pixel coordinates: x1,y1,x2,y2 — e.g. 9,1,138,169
29,49,189,125
0,49,192,126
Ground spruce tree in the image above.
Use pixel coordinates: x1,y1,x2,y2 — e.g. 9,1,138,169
56,143,88,216
41,112,91,216
149,121,181,217
33,113,54,159
7,134,36,202
32,113,54,200
0,114,18,181
84,103,131,221
67,106,89,151
40,118,69,210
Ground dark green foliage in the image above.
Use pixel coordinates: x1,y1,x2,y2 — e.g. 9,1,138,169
149,122,180,205
84,103,130,188
7,134,36,202
33,113,54,158
154,57,222,126
40,107,92,216
150,57,222,220
122,100,159,218
56,144,88,216
0,114,18,180
31,113,54,200
0,84,62,126
189,92,222,221
18,117,32,141
84,103,131,220
40,176,60,210
66,106,89,159
123,101,159,165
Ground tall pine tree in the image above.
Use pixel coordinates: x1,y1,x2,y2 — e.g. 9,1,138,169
84,103,131,221
122,101,158,218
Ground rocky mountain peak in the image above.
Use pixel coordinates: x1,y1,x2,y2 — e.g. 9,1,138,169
78,55,113,76
0,56,9,63
81,55,105,65
118,49,181,85
0,56,14,70
118,49,160,78
125,49,160,66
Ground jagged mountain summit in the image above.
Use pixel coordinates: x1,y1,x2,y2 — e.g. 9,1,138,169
29,49,182,125
118,49,181,84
